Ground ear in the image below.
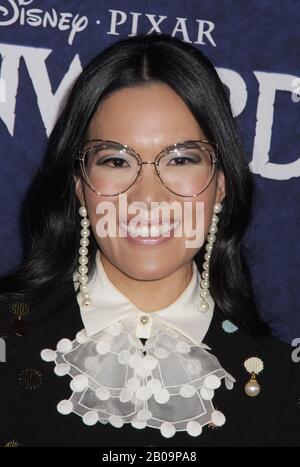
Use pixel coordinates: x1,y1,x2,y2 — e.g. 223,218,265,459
73,175,85,206
215,170,226,204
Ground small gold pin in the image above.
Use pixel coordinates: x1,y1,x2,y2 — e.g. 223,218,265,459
136,314,152,339
244,357,264,397
140,315,150,325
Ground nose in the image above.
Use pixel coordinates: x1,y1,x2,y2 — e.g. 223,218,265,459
128,161,167,206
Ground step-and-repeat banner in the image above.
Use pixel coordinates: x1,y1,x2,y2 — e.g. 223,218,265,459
0,0,299,343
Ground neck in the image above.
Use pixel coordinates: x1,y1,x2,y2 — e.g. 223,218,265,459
100,254,194,312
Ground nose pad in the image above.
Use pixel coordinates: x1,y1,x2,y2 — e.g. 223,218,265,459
136,163,162,188
128,162,167,204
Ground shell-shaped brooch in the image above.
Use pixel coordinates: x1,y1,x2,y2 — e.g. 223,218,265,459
243,357,264,397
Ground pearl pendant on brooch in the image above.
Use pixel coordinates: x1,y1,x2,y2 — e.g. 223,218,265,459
244,372,261,397
243,357,264,397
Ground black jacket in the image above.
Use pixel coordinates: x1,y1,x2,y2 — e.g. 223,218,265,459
0,280,299,447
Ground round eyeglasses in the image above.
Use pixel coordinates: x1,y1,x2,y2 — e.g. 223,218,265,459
76,139,220,197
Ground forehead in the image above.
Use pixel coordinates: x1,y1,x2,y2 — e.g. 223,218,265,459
87,83,206,148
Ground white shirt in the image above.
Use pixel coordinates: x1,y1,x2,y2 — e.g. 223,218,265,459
78,249,214,346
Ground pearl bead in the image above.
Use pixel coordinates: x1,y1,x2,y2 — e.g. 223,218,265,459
79,256,88,265
204,252,211,261
83,298,91,307
79,265,88,275
80,237,89,247
79,206,87,217
213,203,223,213
203,261,209,270
206,243,213,252
245,378,261,397
201,279,209,289
200,289,209,298
81,218,90,228
198,299,209,312
79,246,88,256
79,275,88,284
80,229,90,238
207,234,216,243
212,214,219,223
202,271,209,279
209,225,218,234
80,284,88,293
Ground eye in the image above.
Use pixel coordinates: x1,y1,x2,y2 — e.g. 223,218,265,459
164,148,204,166
168,156,198,165
96,157,129,168
89,147,135,169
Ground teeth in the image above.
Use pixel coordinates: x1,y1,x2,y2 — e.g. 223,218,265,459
120,221,179,237
150,225,159,237
139,225,150,237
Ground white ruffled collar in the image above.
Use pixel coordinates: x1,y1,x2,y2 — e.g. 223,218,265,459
41,250,236,439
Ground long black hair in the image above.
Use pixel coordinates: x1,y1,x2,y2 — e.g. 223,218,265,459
0,33,269,336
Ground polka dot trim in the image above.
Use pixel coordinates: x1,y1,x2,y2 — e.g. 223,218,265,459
56,338,73,353
57,400,73,415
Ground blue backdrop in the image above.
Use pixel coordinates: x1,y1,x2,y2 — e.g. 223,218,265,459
0,0,299,344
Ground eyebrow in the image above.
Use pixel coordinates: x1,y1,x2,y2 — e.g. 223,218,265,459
82,137,212,148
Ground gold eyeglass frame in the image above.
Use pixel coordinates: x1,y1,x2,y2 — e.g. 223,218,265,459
76,138,220,197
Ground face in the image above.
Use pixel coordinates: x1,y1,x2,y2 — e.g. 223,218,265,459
75,83,225,281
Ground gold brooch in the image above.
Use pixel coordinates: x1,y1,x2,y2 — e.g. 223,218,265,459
10,302,31,336
3,439,20,447
18,368,43,390
10,302,30,319
244,357,264,397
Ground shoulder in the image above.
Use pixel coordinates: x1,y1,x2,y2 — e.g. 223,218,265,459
0,279,83,364
210,304,295,363
208,306,300,445
1,278,80,328
213,305,298,383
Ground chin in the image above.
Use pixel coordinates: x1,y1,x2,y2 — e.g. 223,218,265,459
121,262,177,281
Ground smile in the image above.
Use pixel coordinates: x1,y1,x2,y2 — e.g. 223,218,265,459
119,221,181,245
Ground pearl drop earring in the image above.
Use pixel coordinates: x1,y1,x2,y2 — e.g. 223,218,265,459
78,206,92,308
198,202,223,313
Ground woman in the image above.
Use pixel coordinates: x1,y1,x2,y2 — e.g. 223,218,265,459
0,33,299,447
